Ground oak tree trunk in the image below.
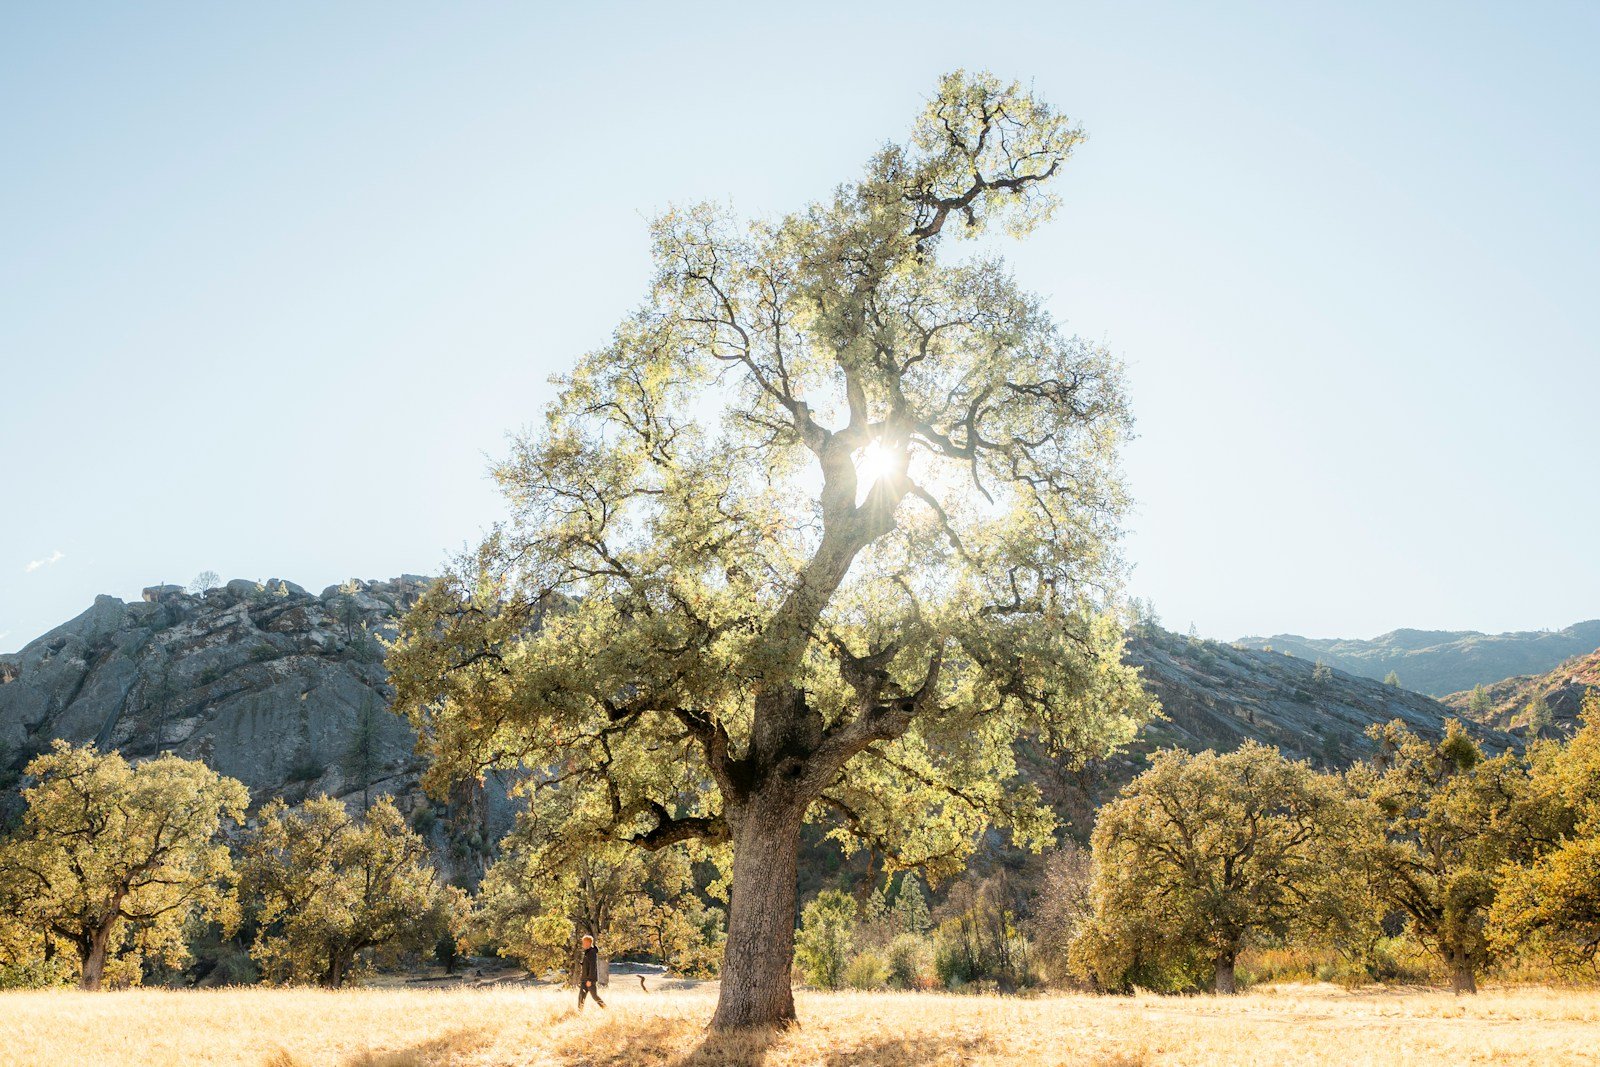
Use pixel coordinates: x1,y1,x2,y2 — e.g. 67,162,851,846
78,923,114,991
710,793,805,1030
1213,950,1238,995
324,947,353,989
1449,948,1477,995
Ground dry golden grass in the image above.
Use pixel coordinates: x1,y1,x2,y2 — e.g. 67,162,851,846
2,981,1597,1066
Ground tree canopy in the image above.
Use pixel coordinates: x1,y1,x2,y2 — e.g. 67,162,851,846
1352,719,1541,993
389,69,1150,1027
1072,743,1351,993
239,795,461,987
1490,691,1600,968
0,742,246,990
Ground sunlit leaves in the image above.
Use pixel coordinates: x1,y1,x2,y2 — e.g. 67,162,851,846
387,70,1150,892
0,742,247,989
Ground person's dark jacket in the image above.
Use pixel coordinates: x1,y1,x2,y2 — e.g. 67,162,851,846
580,945,598,986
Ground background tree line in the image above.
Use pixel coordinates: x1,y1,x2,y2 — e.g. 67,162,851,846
781,692,1600,997
4,692,1600,994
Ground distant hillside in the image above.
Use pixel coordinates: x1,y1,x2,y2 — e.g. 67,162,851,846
2,584,1518,857
1026,627,1519,838
1235,621,1600,697
1443,647,1600,738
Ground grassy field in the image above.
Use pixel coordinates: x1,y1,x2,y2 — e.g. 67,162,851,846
2,982,1597,1066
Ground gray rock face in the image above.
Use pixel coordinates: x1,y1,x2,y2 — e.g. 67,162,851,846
1025,628,1520,839
0,576,512,882
1122,630,1518,763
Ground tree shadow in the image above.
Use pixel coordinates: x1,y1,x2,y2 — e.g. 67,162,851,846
667,1026,781,1067
552,1017,780,1067
816,1030,996,1066
589,1020,996,1067
335,1026,496,1067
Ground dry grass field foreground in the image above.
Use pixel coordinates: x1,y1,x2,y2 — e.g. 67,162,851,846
3,982,1599,1067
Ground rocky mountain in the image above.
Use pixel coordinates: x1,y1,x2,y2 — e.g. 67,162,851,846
1014,628,1518,838
0,577,515,882
2,581,1517,858
1443,647,1600,738
1234,621,1600,697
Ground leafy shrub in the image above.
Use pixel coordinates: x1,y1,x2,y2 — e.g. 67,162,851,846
843,948,888,990
885,933,934,990
795,889,856,989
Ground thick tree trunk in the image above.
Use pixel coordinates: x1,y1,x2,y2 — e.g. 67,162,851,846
324,947,352,988
710,795,805,1030
1448,948,1477,995
78,923,114,991
1213,950,1238,995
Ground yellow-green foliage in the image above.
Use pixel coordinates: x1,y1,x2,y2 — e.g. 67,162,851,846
1073,743,1352,993
385,70,1155,1027
239,795,461,987
843,947,889,989
0,741,246,989
1490,691,1600,970
471,789,723,977
796,890,858,989
1353,719,1545,992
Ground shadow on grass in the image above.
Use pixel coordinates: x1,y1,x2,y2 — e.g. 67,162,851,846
816,1030,998,1066
563,1017,1001,1067
551,1017,780,1067
258,1027,495,1067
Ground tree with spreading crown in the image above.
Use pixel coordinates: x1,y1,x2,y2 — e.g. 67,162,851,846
388,70,1150,1029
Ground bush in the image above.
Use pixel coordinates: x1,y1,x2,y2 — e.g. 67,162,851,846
795,889,856,989
934,922,980,988
843,948,888,990
932,872,1039,991
885,933,934,990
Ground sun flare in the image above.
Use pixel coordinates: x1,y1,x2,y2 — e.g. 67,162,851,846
855,441,896,488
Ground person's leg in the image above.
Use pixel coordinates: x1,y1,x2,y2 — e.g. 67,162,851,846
578,983,588,1010
593,987,605,1008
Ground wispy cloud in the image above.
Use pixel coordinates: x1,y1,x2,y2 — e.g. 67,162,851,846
24,549,65,573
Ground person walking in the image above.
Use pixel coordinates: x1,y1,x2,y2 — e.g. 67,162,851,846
577,934,605,1010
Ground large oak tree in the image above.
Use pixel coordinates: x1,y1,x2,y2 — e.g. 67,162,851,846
389,70,1150,1028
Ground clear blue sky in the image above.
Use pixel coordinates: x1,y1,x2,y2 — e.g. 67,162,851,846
4,1,1598,652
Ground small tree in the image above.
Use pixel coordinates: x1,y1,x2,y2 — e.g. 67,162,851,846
1521,693,1553,738
1354,719,1537,993
1312,660,1334,690
1030,842,1095,983
187,571,220,595
891,872,932,937
0,742,246,989
341,693,384,813
1384,670,1401,687
240,795,460,987
1467,684,1493,719
795,889,857,989
934,868,1035,989
1074,743,1350,993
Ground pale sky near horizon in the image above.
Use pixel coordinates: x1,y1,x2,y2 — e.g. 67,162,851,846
3,2,1598,653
